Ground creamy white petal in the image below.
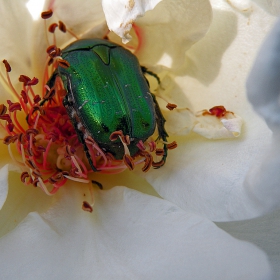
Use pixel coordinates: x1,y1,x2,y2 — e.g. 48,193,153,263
247,18,280,129
164,109,195,135
135,0,212,70
0,167,54,237
26,0,45,20
45,0,105,36
142,1,278,221
102,0,162,43
0,165,9,210
265,0,280,15
0,185,273,279
0,0,277,226
0,164,29,212
0,1,34,88
244,18,280,214
217,208,280,279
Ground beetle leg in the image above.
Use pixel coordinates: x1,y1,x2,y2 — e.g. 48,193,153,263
151,93,169,167
40,70,58,106
63,97,99,172
141,66,161,85
141,67,169,166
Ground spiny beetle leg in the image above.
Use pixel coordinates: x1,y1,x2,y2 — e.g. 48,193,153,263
141,66,161,85
151,92,169,166
141,66,168,166
37,72,98,172
92,180,103,189
63,96,99,172
40,70,58,106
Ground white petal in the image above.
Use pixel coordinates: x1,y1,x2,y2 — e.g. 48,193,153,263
0,185,273,279
220,116,242,137
0,166,54,237
45,0,105,37
217,208,280,279
0,165,9,210
143,2,278,221
223,0,252,12
26,0,45,20
247,18,280,131
136,0,212,69
265,0,280,15
164,109,195,135
0,2,34,87
244,19,280,214
102,0,162,43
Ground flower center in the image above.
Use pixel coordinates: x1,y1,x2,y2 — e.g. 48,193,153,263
0,10,177,197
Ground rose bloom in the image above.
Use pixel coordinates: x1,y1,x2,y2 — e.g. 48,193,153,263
0,0,279,279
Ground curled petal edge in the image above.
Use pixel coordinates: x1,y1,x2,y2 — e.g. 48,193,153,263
102,0,162,43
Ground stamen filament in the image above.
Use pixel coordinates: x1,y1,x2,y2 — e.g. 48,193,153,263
64,175,90,183
74,154,88,175
38,177,53,195
8,144,25,166
12,111,25,133
33,112,40,129
5,71,21,100
43,138,53,169
71,155,86,177
43,19,51,47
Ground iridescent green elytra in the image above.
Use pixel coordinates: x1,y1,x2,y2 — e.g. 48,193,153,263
47,39,168,171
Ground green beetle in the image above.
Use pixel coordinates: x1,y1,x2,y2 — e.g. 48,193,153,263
45,38,168,171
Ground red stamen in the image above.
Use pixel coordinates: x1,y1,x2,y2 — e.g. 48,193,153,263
46,45,58,58
19,75,31,86
58,21,67,33
148,141,156,152
21,90,28,104
3,135,18,145
136,140,146,150
27,77,39,86
48,23,58,33
0,114,12,122
0,104,7,115
140,151,153,172
167,141,177,150
110,130,123,141
21,172,30,183
7,100,21,112
2,60,11,72
155,148,164,156
41,10,53,19
33,95,41,104
202,106,230,118
82,201,93,213
152,159,165,168
123,154,134,171
166,103,177,111
2,60,21,100
57,59,70,68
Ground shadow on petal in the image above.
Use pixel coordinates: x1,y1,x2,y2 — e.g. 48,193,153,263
253,0,280,16
0,170,56,238
181,9,238,85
